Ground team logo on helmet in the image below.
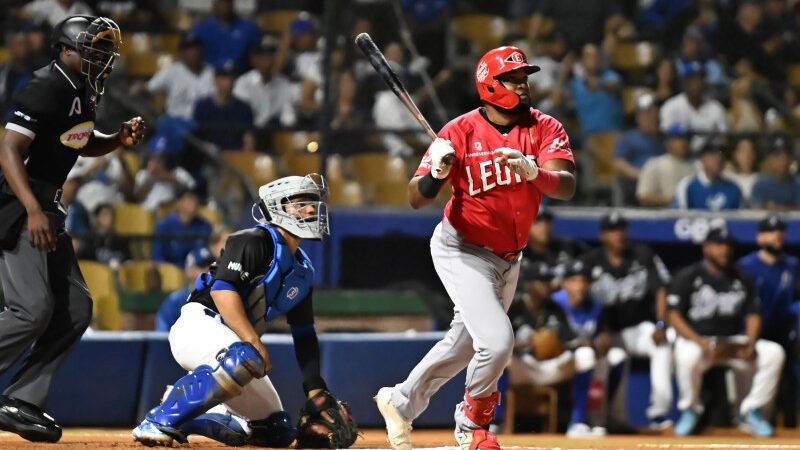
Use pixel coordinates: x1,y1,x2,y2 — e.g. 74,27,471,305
476,61,489,83
506,52,525,63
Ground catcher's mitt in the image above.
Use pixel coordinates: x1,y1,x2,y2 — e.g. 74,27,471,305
531,328,564,360
297,390,359,449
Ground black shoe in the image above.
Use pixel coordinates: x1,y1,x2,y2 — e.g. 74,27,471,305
0,396,62,442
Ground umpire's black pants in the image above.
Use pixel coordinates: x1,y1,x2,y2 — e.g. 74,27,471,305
0,227,92,409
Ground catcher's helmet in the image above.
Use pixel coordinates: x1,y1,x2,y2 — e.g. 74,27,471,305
51,16,121,97
253,174,330,240
475,46,540,110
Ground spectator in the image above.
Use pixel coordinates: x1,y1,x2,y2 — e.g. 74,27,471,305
71,150,135,214
569,44,623,136
189,0,261,72
134,153,196,211
582,212,674,430
134,34,214,121
750,137,799,210
527,31,570,112
673,137,742,211
276,14,322,126
208,224,232,258
152,189,212,268
530,0,626,52
613,93,664,206
0,31,32,120
673,27,727,95
660,61,728,150
717,0,785,83
739,214,799,427
193,64,254,152
62,173,91,254
22,21,51,69
728,62,764,133
523,210,590,265
18,0,93,28
724,137,759,204
637,123,695,207
507,260,604,437
233,36,296,128
653,58,679,105
77,203,131,265
155,246,215,332
668,224,784,437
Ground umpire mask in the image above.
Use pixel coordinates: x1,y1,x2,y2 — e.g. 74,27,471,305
76,17,121,98
253,174,330,240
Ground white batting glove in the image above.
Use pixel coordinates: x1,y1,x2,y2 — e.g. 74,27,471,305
493,148,539,181
429,138,456,179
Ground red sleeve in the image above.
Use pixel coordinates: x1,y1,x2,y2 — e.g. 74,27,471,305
535,114,574,167
413,121,464,178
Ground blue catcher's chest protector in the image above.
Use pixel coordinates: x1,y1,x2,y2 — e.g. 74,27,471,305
256,224,315,321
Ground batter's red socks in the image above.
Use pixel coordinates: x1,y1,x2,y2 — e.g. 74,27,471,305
464,391,500,427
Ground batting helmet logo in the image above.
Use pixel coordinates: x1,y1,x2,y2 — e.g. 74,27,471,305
475,46,540,110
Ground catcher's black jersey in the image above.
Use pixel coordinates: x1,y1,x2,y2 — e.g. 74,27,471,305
522,236,590,265
2,59,96,188
508,297,578,348
667,261,760,337
581,244,670,332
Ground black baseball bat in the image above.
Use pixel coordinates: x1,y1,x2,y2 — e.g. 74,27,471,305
355,32,437,141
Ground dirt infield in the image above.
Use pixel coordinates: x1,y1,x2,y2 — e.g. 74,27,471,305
1,428,799,449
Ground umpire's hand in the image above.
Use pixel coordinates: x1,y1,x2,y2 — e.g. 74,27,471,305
119,116,146,148
28,208,56,252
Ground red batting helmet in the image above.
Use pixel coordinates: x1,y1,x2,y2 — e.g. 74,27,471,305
475,46,540,109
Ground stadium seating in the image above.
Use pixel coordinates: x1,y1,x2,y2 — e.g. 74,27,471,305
281,152,320,176
221,151,277,187
258,10,304,34
123,52,175,78
505,385,559,433
449,14,508,54
78,260,121,330
611,41,658,75
119,260,184,292
119,150,141,175
113,203,154,259
622,86,656,116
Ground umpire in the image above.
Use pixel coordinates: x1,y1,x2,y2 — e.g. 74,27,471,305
0,16,144,442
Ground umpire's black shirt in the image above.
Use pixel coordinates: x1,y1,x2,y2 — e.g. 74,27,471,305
2,59,96,192
667,261,760,337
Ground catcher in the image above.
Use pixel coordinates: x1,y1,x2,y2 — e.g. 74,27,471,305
133,174,358,448
507,260,605,437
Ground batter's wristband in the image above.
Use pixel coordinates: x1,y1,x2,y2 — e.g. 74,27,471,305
532,169,559,194
418,172,445,199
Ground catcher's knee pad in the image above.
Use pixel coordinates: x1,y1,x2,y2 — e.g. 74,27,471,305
247,411,298,448
146,342,265,430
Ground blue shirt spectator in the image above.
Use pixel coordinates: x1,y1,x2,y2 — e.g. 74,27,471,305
674,139,742,211
193,65,253,151
750,139,798,209
551,260,603,340
156,246,216,331
614,129,664,170
190,0,261,72
152,190,212,267
570,44,623,134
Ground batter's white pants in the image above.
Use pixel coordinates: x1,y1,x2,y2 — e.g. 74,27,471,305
508,347,597,387
674,336,785,414
391,218,520,431
168,303,283,420
616,321,674,419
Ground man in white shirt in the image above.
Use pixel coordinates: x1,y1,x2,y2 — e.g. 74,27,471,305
233,36,296,128
134,151,196,211
137,34,215,120
637,123,696,207
660,61,728,151
20,0,93,27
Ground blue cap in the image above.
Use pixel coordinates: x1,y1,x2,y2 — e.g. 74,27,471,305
290,17,315,36
666,123,690,138
185,246,215,268
678,60,706,80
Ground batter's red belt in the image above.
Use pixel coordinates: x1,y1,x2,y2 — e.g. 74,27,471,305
482,246,524,262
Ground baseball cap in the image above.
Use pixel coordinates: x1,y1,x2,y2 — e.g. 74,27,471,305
179,33,202,49
251,35,279,54
665,123,690,139
600,211,628,230
634,93,657,113
703,224,734,244
698,135,728,156
215,61,236,77
767,135,791,156
185,246,215,269
290,16,315,37
558,259,587,278
678,60,706,80
520,260,554,282
758,214,787,232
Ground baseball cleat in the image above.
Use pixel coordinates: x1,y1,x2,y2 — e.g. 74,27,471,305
674,409,700,436
0,396,61,443
739,409,774,437
132,420,175,447
649,416,673,431
374,387,412,450
455,428,500,450
180,412,247,446
566,422,593,437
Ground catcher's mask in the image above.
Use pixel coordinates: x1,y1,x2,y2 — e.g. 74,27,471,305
76,17,121,97
252,174,330,240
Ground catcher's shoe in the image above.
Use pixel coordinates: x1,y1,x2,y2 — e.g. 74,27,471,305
180,412,247,446
374,387,412,450
132,420,176,447
454,428,501,450
0,396,61,443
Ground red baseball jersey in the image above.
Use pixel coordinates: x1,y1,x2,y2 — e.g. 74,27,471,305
415,107,574,257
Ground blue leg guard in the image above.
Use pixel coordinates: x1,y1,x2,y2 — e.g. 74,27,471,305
180,412,247,446
145,342,265,442
247,411,298,448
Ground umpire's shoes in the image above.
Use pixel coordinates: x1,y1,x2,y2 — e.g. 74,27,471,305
0,396,61,442
374,387,412,450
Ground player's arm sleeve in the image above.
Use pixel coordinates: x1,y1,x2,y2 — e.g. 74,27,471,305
212,232,272,293
5,76,59,139
741,275,762,315
535,116,575,168
666,272,690,316
287,292,328,394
